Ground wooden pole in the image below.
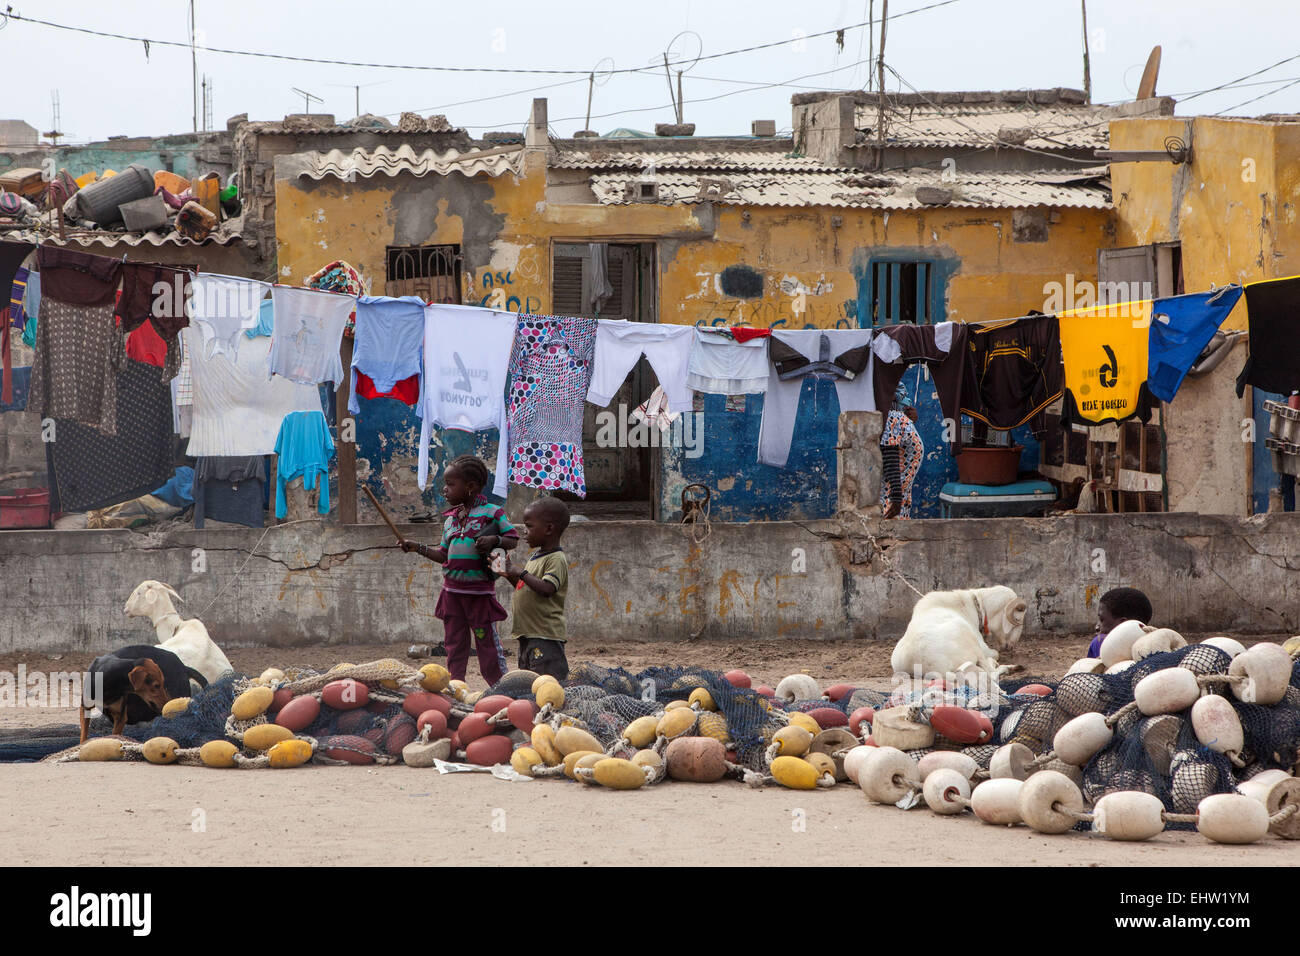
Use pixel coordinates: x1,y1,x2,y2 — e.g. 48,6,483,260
336,335,357,523
875,0,889,169
663,54,678,122
1081,0,1092,103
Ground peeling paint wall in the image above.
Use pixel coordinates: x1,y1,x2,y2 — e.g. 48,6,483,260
1110,116,1300,514
275,152,1111,521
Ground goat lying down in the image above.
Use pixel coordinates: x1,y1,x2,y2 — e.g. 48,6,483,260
890,585,1027,680
123,581,233,687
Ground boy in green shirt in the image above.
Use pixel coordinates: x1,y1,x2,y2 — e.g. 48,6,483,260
497,497,570,680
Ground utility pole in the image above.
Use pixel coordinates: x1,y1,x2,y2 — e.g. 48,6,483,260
1081,0,1092,103
875,0,888,168
190,0,198,133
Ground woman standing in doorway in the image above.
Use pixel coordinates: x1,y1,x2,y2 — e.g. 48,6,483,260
881,386,924,519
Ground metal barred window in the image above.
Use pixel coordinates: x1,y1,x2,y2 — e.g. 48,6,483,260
385,244,462,303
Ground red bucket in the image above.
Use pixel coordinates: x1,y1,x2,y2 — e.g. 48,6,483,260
0,487,51,529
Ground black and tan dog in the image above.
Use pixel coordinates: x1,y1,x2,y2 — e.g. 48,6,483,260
81,645,208,743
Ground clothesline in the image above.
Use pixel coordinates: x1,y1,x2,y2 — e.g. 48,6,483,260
5,232,1295,519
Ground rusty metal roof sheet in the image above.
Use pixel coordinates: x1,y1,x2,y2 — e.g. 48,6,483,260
589,169,1110,210
552,150,831,172
856,102,1113,149
292,144,525,181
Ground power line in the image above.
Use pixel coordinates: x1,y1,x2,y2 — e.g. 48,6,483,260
1176,50,1300,104
1215,76,1300,115
0,1,965,77
458,56,877,131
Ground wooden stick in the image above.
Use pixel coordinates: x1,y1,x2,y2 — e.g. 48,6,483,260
362,486,404,544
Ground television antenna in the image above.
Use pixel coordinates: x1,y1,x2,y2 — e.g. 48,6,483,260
43,91,63,145
326,80,389,118
291,87,323,114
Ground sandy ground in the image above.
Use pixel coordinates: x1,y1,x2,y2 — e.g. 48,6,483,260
1,634,1295,867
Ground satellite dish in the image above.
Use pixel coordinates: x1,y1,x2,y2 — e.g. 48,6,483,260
1137,45,1161,100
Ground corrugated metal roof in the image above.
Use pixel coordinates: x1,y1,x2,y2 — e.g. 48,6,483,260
48,230,251,248
589,169,1110,210
857,103,1112,149
552,150,828,172
293,144,525,181
3,226,249,248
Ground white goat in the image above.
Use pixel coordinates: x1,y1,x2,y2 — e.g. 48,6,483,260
123,581,233,686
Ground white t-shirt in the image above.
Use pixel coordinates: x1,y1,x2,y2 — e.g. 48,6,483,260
417,304,518,489
183,327,322,457
268,286,356,388
189,273,270,361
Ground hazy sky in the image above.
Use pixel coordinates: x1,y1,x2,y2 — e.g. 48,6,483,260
2,0,1297,143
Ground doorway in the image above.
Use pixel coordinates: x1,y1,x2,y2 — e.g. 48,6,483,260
551,241,658,519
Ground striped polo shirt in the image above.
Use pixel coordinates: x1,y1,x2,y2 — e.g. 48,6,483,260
439,500,517,594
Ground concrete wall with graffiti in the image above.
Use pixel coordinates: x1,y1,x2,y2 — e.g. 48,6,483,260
274,150,1111,521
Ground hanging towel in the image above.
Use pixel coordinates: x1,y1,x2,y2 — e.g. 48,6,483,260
687,326,769,395
1235,275,1300,398
504,313,597,497
587,319,695,413
273,409,335,519
183,326,322,457
757,328,875,468
269,285,356,388
189,273,270,360
27,246,124,434
1058,301,1155,428
417,304,517,490
349,294,425,414
959,314,1063,434
1148,285,1243,402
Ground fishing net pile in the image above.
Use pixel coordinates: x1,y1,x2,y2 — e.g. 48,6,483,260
35,630,1300,846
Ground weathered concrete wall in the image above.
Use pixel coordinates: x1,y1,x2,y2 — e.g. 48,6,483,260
1,513,1295,655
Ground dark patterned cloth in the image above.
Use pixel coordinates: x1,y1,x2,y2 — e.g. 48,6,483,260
47,358,177,512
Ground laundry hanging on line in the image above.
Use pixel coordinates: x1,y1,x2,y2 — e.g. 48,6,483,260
1147,285,1243,403
417,303,518,492
268,285,356,388
504,312,597,498
758,328,875,468
1057,300,1155,428
349,294,426,415
1236,275,1300,398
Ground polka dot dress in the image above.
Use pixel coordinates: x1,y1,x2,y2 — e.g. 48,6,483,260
505,315,596,497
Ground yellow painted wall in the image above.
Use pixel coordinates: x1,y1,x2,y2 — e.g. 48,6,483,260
277,151,1111,330
274,150,1110,520
1110,115,1300,514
